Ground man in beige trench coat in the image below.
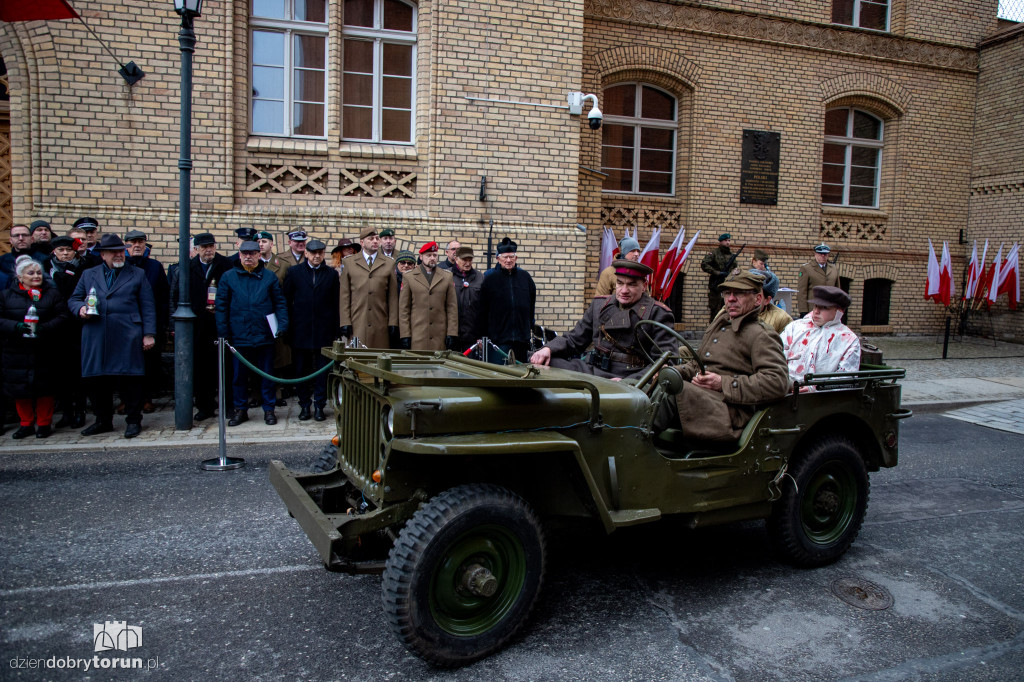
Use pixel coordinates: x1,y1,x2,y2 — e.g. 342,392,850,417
339,225,399,348
399,241,458,351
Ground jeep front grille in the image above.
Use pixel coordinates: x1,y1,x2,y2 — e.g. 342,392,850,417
339,378,384,487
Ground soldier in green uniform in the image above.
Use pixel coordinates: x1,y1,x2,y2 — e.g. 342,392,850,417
701,233,736,321
530,260,676,380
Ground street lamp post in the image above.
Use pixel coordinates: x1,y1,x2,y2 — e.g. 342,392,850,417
171,0,203,430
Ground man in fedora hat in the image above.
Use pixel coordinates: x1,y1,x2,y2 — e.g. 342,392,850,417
338,224,399,348
701,233,737,321
781,285,860,385
69,234,157,438
595,236,642,296
531,259,675,379
797,243,840,316
399,241,458,351
654,269,790,442
478,237,536,363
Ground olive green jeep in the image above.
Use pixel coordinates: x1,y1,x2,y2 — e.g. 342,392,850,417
269,337,909,666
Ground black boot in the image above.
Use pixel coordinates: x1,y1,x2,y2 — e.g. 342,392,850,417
298,406,312,421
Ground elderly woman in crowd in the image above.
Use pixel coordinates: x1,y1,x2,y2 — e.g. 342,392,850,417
0,255,70,438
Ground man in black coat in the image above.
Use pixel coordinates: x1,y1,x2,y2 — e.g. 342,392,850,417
477,237,536,364
46,236,88,427
283,240,339,421
169,232,232,422
450,246,484,353
125,230,170,412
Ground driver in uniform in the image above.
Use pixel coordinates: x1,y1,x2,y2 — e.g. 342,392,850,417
529,260,676,380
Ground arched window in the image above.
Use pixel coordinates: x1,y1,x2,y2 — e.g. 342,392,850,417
251,0,329,138
601,83,677,196
822,107,883,208
342,0,417,144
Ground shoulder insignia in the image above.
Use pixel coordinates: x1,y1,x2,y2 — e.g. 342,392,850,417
653,300,671,312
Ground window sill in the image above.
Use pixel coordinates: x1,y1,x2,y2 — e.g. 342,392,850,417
821,206,888,220
337,142,418,161
860,325,893,334
246,137,330,156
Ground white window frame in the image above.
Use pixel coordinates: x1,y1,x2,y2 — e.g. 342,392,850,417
342,0,417,145
601,83,677,197
822,107,884,209
833,0,891,32
250,1,329,139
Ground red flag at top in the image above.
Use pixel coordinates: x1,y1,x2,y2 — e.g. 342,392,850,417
0,0,78,22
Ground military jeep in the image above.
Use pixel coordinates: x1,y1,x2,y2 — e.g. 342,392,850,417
269,339,910,666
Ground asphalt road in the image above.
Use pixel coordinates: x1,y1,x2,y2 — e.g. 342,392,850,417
2,414,1022,681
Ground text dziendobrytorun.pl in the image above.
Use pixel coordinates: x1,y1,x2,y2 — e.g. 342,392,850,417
9,655,161,671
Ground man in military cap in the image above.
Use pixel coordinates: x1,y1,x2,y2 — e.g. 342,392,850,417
254,231,289,284
797,243,840,316
379,228,398,260
450,246,484,352
751,249,769,271
781,285,860,385
279,229,308,268
283,239,339,421
339,224,399,348
73,217,101,267
701,233,737,321
399,241,458,351
654,270,790,442
256,229,293,405
478,237,536,363
531,260,676,379
595,236,642,296
393,250,417,286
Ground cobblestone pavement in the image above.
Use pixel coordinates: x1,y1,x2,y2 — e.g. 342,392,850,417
943,399,1024,435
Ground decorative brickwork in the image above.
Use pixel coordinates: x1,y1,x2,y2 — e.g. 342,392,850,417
820,219,888,241
246,163,329,195
602,206,684,231
338,169,417,198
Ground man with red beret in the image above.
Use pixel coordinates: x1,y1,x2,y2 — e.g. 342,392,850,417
399,241,458,351
530,260,676,379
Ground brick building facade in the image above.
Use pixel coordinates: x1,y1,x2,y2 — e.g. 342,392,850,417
0,1,1020,338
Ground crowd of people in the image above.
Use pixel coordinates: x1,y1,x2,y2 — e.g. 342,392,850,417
1,219,861,442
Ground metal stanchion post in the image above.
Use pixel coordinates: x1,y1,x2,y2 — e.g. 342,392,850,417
201,338,245,471
482,336,489,364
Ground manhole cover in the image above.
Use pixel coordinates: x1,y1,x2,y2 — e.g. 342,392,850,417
830,577,893,611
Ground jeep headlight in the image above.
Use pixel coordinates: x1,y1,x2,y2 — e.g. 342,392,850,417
335,382,343,409
382,405,394,440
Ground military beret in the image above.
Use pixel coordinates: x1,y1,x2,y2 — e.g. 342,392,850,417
808,285,851,310
124,230,147,241
306,239,326,251
718,233,731,242
30,220,51,232
612,259,654,279
814,243,831,254
238,241,260,253
718,270,765,292
358,225,377,240
380,228,396,237
73,217,99,231
287,229,308,241
395,250,416,264
419,241,439,254
194,233,216,246
255,230,274,241
455,246,474,259
496,237,518,254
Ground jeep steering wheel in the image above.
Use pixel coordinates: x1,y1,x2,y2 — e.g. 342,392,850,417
635,319,705,376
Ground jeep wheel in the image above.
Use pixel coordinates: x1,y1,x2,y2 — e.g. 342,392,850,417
768,436,869,568
309,443,337,472
382,484,546,667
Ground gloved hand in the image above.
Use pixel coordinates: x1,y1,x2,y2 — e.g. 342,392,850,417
339,325,353,339
400,337,411,350
15,322,30,334
445,336,455,350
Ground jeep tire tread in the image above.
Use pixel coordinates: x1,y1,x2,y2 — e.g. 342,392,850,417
309,443,338,472
381,484,546,667
767,436,869,568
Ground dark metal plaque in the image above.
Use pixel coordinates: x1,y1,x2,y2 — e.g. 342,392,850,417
740,129,780,205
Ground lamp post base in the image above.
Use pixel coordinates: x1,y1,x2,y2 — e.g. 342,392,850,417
200,456,245,471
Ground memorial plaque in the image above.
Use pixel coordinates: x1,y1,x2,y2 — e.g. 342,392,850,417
740,129,780,205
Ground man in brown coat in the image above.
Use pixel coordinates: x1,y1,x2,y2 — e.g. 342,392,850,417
399,241,458,351
278,229,308,268
339,224,399,348
655,270,790,442
796,243,840,316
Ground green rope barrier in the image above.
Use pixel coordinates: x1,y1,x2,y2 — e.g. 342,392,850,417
225,341,334,384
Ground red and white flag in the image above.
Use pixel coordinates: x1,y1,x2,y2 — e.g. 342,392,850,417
599,226,616,277
995,243,1020,310
657,230,701,301
653,227,685,299
963,240,988,301
938,241,955,306
638,228,661,289
986,244,1004,304
925,239,941,300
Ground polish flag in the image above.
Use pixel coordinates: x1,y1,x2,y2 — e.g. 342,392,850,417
986,244,1004,304
659,230,701,301
938,241,955,306
653,227,685,299
599,227,616,276
995,243,1020,310
962,241,979,301
638,228,662,289
925,239,941,300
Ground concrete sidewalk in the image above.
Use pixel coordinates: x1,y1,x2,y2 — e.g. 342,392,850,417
2,335,1021,452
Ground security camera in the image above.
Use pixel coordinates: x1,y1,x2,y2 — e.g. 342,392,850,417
588,104,603,130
